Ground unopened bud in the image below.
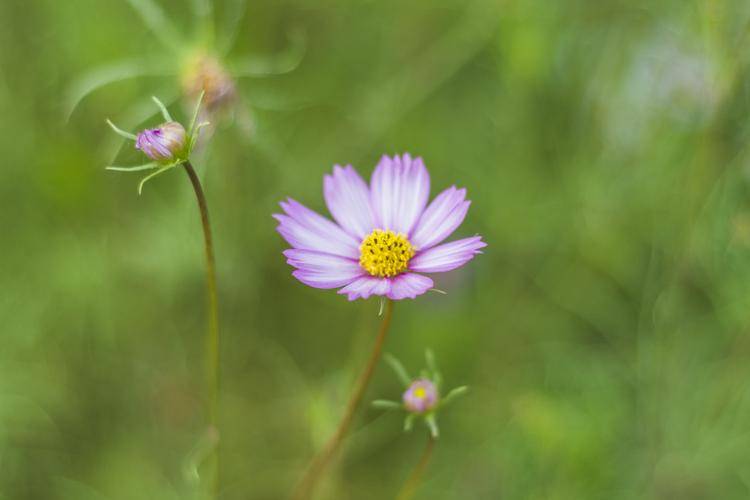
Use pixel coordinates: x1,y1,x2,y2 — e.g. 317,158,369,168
135,122,187,162
403,378,438,414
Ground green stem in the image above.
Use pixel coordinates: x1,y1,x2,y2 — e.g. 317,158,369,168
396,435,436,500
291,300,395,500
183,161,220,498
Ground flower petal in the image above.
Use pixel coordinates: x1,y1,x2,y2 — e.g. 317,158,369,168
370,154,430,235
409,236,486,273
324,164,375,239
411,186,471,250
284,249,365,289
274,198,360,258
337,276,392,301
387,273,434,300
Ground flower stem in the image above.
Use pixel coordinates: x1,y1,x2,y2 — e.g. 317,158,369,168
292,300,395,500
396,435,436,500
183,161,220,498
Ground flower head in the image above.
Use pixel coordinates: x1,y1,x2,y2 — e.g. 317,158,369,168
275,154,486,300
136,122,187,162
372,350,467,438
403,378,439,414
181,53,237,113
105,94,209,195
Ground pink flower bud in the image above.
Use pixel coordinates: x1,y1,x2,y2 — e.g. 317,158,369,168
135,122,186,162
403,378,438,414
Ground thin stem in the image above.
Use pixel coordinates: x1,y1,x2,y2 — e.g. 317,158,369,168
396,435,436,500
183,161,220,498
292,300,395,500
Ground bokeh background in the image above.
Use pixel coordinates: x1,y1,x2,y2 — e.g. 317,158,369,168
3,0,750,498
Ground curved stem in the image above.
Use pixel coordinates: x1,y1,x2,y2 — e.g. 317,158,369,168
396,435,436,500
292,300,395,500
183,161,220,498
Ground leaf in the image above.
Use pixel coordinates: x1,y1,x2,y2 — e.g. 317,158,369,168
106,163,158,172
424,414,440,439
137,165,179,195
66,59,173,120
440,386,468,407
188,90,205,136
190,0,214,46
384,353,411,387
106,119,138,141
218,0,248,54
230,27,307,77
425,349,442,389
403,414,415,432
151,96,173,122
125,0,184,53
371,399,402,410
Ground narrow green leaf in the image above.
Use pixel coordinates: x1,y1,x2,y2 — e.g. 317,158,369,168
188,90,206,136
403,414,415,432
425,414,440,438
106,163,158,172
190,0,214,45
151,96,173,122
66,59,173,120
138,166,173,195
440,386,468,407
124,0,184,53
384,353,411,387
371,400,402,410
218,0,247,53
106,119,138,141
230,28,307,77
425,349,442,389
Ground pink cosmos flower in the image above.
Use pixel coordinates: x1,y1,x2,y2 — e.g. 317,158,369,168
274,154,486,301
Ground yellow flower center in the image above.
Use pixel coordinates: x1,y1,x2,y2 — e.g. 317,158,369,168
359,229,415,278
414,387,427,399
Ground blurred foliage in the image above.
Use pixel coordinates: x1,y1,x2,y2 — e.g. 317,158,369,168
3,0,750,498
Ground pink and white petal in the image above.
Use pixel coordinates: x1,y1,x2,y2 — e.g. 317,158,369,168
292,270,360,289
370,154,430,235
284,249,364,275
409,236,486,273
324,165,375,239
411,186,471,250
387,273,434,300
337,276,392,301
274,198,360,258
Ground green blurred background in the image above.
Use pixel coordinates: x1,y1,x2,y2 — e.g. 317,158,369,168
3,0,750,498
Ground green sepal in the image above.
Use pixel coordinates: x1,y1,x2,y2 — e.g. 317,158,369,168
124,0,184,53
137,161,183,195
403,414,416,432
384,353,411,387
440,385,468,408
371,400,402,410
106,162,158,172
425,349,442,390
188,90,206,136
106,119,137,141
424,413,439,439
151,96,173,122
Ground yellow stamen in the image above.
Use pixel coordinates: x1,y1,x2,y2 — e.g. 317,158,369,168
414,387,427,399
359,229,415,278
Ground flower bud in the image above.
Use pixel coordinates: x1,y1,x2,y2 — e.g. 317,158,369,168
136,122,187,162
403,378,438,414
181,54,236,113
